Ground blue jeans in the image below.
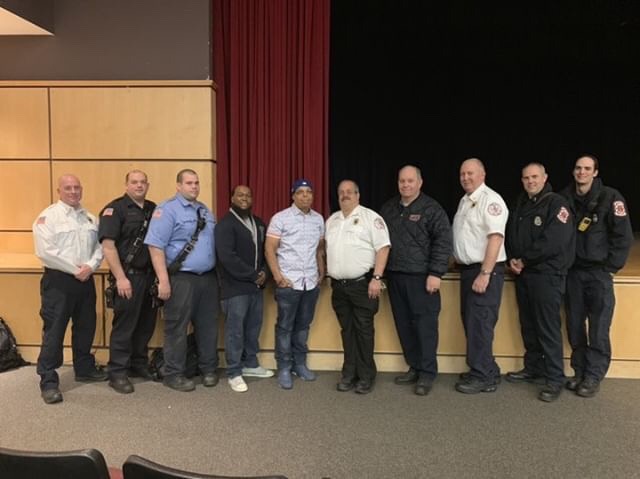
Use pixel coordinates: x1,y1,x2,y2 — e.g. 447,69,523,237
162,271,219,378
274,287,320,370
222,291,264,378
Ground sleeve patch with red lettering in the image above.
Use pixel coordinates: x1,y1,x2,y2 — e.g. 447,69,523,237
152,208,163,219
487,202,503,216
557,206,569,224
613,201,627,217
102,208,114,217
374,218,386,230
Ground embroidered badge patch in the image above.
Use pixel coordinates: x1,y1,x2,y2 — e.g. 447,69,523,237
408,214,421,222
487,202,503,216
557,207,569,224
613,201,627,217
534,216,542,226
374,218,385,229
36,216,46,225
102,208,114,216
152,208,162,219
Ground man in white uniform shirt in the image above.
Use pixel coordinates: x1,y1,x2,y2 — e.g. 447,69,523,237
452,158,508,394
32,174,106,404
326,180,390,394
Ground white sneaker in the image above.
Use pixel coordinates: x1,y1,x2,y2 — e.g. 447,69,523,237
228,376,248,392
242,366,275,378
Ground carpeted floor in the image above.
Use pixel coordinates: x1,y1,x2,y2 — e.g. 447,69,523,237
1,366,639,478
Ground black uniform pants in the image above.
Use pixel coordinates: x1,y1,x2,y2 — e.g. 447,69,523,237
108,271,158,378
565,268,615,381
514,272,566,386
460,263,504,382
37,269,98,391
331,278,379,382
163,271,219,378
387,272,441,380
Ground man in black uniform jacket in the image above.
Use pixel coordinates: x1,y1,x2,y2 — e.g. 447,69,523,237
505,163,575,402
380,165,452,396
560,155,633,398
99,170,158,394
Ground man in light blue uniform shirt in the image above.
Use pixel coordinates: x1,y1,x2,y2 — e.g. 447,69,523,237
265,179,325,390
145,169,219,392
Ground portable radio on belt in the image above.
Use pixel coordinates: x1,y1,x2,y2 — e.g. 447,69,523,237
578,216,592,232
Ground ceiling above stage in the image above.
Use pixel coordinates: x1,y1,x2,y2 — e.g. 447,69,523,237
0,0,54,35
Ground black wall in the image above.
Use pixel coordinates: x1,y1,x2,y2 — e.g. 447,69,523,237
0,0,210,80
329,1,640,229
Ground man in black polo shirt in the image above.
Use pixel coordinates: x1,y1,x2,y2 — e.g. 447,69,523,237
99,170,158,394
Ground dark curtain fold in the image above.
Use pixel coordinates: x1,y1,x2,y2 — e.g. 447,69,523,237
213,0,330,221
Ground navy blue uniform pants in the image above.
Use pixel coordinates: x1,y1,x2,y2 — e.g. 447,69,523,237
108,271,158,378
331,278,379,382
37,269,98,391
515,272,566,387
460,263,504,382
565,268,615,381
387,272,441,380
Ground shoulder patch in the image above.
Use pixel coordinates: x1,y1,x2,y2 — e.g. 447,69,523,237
487,202,503,216
36,216,46,225
102,208,114,217
557,206,569,224
152,208,162,219
374,218,386,230
613,201,627,217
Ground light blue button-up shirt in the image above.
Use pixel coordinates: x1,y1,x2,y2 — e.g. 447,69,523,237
267,205,324,290
144,194,216,273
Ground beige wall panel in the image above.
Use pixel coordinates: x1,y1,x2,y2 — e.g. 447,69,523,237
0,232,37,253
0,161,51,230
51,161,215,217
50,87,213,160
0,88,49,159
610,283,640,359
0,274,103,346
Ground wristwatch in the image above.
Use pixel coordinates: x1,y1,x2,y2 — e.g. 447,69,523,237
480,270,492,276
372,274,383,281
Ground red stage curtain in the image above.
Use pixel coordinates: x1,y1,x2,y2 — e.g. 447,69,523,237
212,0,330,222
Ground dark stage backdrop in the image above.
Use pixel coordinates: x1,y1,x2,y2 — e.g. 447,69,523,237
329,1,640,230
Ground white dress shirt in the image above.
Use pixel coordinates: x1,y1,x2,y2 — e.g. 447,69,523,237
452,183,508,265
325,205,390,279
33,200,103,274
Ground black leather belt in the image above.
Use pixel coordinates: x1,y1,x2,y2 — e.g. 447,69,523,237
330,275,367,286
458,261,505,271
176,269,214,276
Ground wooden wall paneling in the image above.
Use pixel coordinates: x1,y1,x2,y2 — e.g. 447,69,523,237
50,87,214,160
0,273,104,349
610,283,640,359
0,160,51,230
51,161,215,218
0,232,37,253
0,88,50,159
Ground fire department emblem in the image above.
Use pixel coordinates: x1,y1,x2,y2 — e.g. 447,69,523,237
613,201,627,217
487,202,503,216
556,207,569,224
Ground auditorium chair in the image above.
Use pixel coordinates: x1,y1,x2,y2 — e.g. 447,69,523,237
0,446,122,479
122,454,287,479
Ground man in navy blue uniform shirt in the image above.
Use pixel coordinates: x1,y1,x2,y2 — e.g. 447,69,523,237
99,170,158,394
